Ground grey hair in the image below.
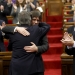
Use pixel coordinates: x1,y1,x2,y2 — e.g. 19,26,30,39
18,10,31,25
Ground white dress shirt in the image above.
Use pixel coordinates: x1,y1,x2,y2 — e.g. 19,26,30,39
67,41,75,49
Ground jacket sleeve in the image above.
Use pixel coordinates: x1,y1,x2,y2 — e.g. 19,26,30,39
65,46,75,55
2,26,16,33
37,36,49,54
38,22,50,36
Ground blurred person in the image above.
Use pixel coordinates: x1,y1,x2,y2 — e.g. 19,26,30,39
0,0,11,23
10,0,26,24
24,0,36,12
0,20,6,51
11,0,37,24
61,14,75,75
35,1,43,13
61,32,75,75
6,0,13,15
2,10,50,75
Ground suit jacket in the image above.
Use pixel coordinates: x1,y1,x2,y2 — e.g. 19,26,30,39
67,26,75,34
2,23,50,75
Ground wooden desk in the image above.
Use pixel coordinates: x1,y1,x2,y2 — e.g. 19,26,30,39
0,52,12,75
61,53,73,75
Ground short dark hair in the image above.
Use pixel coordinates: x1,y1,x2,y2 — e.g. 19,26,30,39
31,10,42,20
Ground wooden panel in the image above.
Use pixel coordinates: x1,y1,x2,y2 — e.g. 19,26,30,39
61,53,73,75
48,0,62,16
6,24,17,26
0,52,12,75
6,16,13,20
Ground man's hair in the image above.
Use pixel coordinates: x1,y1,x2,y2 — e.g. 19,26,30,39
31,10,42,20
18,10,31,25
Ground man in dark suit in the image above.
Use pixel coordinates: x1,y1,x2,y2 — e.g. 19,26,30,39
61,32,75,75
64,15,75,75
2,10,50,75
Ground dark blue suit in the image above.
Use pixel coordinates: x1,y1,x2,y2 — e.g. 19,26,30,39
5,23,50,75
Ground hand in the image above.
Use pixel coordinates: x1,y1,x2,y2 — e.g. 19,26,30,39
61,34,74,46
16,27,30,36
24,42,38,52
63,32,71,40
7,0,12,4
26,0,30,3
0,5,4,11
0,22,6,29
2,22,6,27
13,3,17,10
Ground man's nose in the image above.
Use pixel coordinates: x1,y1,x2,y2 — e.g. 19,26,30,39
35,20,38,24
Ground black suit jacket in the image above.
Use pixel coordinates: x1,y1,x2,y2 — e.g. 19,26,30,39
67,26,75,34
2,23,50,75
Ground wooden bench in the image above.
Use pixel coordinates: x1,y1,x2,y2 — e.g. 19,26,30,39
61,53,73,75
6,16,13,24
6,24,17,26
0,52,12,75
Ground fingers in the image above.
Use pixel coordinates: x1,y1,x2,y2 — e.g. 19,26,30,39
23,42,37,52
30,42,35,45
16,27,30,36
24,46,33,52
21,30,30,36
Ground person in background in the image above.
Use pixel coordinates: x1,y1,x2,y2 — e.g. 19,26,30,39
35,1,43,13
61,32,75,75
23,0,36,12
67,16,75,34
61,11,75,75
2,10,50,75
0,20,6,51
10,0,26,24
10,0,37,24
0,0,11,23
6,0,13,15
